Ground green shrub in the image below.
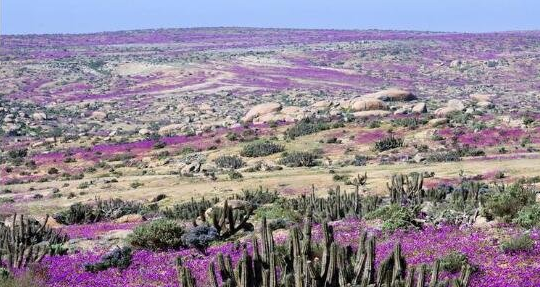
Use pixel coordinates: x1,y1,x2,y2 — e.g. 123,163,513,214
426,151,461,162
84,247,132,273
365,204,418,232
278,151,319,167
214,155,245,169
483,184,535,221
440,252,469,273
373,135,404,152
513,204,540,229
284,118,341,139
129,219,185,251
227,170,243,180
500,234,534,254
240,140,284,157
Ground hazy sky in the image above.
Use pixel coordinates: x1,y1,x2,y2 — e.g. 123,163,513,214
2,0,540,35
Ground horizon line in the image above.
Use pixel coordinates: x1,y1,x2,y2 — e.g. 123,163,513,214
3,26,540,37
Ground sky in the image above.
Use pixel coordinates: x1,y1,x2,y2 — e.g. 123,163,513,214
1,0,540,35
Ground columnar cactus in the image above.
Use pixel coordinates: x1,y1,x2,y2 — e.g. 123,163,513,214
388,173,424,206
0,213,68,268
177,216,471,287
282,185,380,222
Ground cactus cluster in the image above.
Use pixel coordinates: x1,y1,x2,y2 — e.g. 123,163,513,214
164,197,220,220
0,214,68,268
282,186,380,222
177,216,471,287
53,198,145,225
388,173,424,206
164,187,278,221
194,200,254,239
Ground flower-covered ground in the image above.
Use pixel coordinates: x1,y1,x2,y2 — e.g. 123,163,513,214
40,220,540,287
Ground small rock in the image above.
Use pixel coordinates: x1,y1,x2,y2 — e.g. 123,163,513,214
114,214,146,224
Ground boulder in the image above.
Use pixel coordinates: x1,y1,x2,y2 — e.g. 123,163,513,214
412,102,427,113
32,112,47,121
181,162,202,175
434,100,465,116
350,99,388,111
139,128,151,136
470,93,494,102
114,214,146,224
281,106,302,115
428,118,448,127
365,89,417,102
90,111,107,120
204,200,252,219
242,102,282,122
352,110,390,118
447,99,465,110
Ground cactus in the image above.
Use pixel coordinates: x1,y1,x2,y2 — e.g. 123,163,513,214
179,216,471,287
0,214,68,268
388,173,424,206
281,185,380,222
194,200,253,239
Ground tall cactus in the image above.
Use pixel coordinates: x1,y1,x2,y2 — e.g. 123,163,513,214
178,216,471,287
388,173,424,206
0,213,68,269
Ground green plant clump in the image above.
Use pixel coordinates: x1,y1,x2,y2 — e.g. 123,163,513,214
500,234,534,254
513,204,540,229
128,219,185,251
365,204,418,232
240,140,284,157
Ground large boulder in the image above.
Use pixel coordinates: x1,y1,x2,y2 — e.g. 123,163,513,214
242,102,282,122
349,99,388,111
365,89,417,102
434,99,465,116
412,102,427,113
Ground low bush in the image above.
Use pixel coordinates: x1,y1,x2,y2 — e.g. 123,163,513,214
227,170,243,180
426,151,461,162
483,184,535,222
365,204,418,232
129,219,185,251
181,225,219,252
284,118,342,139
513,204,540,229
240,140,284,157
214,155,244,169
84,247,132,273
373,135,404,152
500,234,534,254
278,151,319,167
440,252,469,273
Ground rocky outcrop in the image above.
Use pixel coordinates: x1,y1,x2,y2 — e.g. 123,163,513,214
349,98,388,111
242,102,282,122
364,89,417,102
434,99,465,116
